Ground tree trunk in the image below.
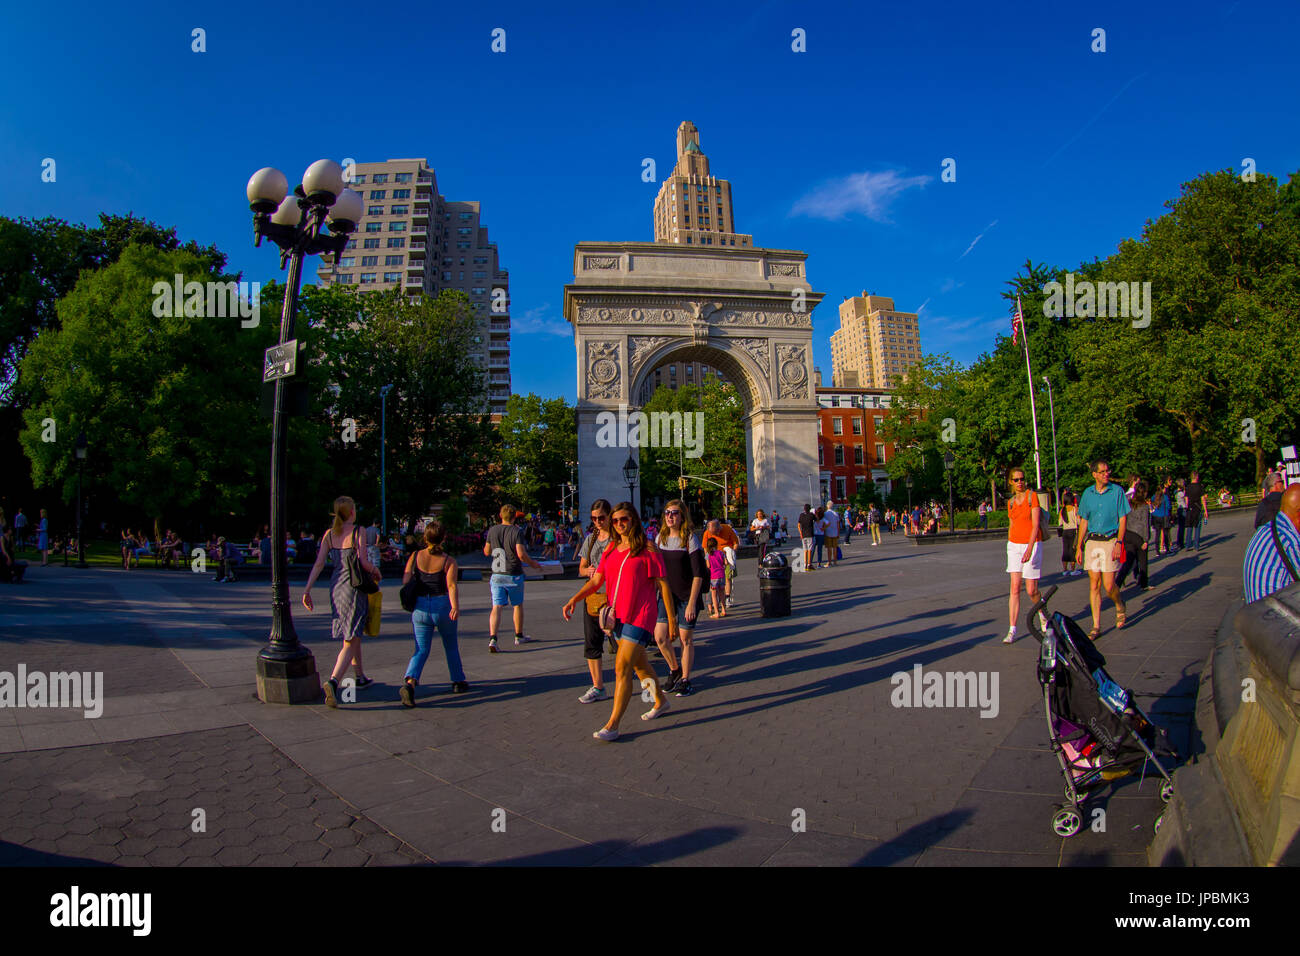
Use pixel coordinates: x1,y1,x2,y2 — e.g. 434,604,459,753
1255,444,1266,487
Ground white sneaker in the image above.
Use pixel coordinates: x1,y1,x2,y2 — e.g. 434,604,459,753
1002,627,1018,645
641,695,671,720
592,727,619,741
578,686,607,704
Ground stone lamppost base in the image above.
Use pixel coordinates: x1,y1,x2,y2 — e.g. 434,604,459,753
256,652,323,704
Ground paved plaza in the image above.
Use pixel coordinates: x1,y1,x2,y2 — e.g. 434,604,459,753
0,512,1254,866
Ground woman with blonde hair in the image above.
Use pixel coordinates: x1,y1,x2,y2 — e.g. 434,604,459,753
303,495,381,706
653,499,708,697
562,502,675,741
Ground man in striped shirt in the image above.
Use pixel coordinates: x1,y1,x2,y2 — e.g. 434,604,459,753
1243,484,1300,604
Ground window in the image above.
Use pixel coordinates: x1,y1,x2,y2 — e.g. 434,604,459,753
852,417,862,435
352,174,366,184
367,205,384,216
834,445,844,466
443,271,452,281
338,257,355,266
391,205,409,215
472,271,486,279
360,273,376,284
369,191,386,200
817,419,823,435
832,418,843,435
456,241,470,249
876,444,886,463
385,255,403,265
386,238,405,248
345,240,357,249
392,189,410,199
836,477,847,501
442,257,453,265
873,416,883,431
473,256,488,265
457,227,472,236
471,287,486,296
819,446,824,466
335,274,353,283
459,212,472,221
384,272,401,283
389,222,406,232
361,256,378,266
372,174,388,184
365,222,381,232
363,238,380,249
854,446,864,465
394,173,412,183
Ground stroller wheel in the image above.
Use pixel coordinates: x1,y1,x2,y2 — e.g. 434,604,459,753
1064,785,1078,805
1160,780,1174,804
1052,807,1082,837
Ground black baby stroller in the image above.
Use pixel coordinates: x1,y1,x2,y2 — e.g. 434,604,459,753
1027,586,1179,837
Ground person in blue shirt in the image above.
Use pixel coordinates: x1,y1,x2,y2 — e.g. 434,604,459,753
1073,460,1130,640
1243,485,1300,604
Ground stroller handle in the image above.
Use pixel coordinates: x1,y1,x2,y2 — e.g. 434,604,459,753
1028,585,1058,641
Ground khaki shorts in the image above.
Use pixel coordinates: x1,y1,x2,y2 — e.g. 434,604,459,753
1084,537,1119,574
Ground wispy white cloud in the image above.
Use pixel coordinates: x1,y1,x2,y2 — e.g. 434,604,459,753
916,297,931,314
957,219,998,260
790,169,933,223
923,315,1007,343
938,277,964,294
512,304,570,337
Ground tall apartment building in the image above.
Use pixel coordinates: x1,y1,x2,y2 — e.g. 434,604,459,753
635,360,728,406
652,122,753,248
316,158,511,416
829,293,922,389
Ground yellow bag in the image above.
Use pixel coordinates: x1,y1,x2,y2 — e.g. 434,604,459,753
365,590,383,637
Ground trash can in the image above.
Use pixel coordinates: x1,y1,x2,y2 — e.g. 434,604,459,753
758,551,792,618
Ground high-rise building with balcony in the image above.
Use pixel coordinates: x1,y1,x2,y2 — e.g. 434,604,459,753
652,122,753,249
316,158,510,415
829,293,922,389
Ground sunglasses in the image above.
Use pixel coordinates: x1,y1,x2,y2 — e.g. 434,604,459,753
1011,477,1026,483
591,514,608,521
612,516,632,525
665,509,682,516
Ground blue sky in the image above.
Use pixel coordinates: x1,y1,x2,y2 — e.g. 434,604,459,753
3,1,1297,401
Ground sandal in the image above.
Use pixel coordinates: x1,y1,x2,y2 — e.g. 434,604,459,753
1115,601,1127,630
1088,626,1101,641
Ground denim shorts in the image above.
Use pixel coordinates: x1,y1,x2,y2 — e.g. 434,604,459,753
489,573,525,606
615,621,654,647
656,592,688,624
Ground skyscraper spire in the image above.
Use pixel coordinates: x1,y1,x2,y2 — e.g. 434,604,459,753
652,122,753,248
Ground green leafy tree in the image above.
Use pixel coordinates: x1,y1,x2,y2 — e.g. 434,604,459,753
498,393,577,514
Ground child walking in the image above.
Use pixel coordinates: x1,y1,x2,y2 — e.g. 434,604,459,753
706,539,727,618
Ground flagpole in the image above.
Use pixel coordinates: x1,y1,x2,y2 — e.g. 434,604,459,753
1016,296,1044,490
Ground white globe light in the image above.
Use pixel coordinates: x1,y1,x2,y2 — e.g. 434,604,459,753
302,159,345,204
327,188,363,231
270,194,302,226
246,167,288,210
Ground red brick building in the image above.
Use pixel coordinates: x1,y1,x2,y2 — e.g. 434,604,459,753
814,382,896,504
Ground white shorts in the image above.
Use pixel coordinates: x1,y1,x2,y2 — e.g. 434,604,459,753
1006,540,1042,579
801,537,814,550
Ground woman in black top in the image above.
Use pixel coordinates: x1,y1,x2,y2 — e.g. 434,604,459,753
399,522,465,706
654,499,709,696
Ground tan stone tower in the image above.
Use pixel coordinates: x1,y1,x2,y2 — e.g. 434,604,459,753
652,122,753,249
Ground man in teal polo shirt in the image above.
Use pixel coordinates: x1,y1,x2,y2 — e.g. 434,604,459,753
1074,459,1130,639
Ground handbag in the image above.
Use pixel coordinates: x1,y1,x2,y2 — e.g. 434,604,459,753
346,528,379,594
364,590,383,636
399,554,422,612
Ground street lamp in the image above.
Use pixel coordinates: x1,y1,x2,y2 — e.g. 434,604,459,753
1042,375,1060,514
906,474,913,512
247,160,362,704
380,384,394,537
623,454,639,507
943,450,956,534
75,432,88,569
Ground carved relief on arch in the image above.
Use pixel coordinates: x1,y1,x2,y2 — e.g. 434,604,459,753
776,344,809,399
586,340,621,400
732,338,770,378
628,335,674,378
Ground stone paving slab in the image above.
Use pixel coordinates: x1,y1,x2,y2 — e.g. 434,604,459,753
0,513,1254,865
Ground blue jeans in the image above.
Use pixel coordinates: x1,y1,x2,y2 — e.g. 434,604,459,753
813,534,825,564
408,594,465,683
1186,511,1203,550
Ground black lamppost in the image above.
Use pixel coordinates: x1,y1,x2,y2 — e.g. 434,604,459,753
75,432,88,568
246,161,362,704
623,455,639,508
905,474,913,512
943,451,956,534
1042,375,1060,514
380,383,394,537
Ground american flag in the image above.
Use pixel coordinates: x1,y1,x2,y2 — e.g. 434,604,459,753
1011,298,1025,346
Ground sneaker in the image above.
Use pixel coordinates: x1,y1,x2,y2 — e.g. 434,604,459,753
452,681,470,694
1002,627,1018,645
675,679,694,697
641,695,671,720
593,727,619,741
488,638,499,653
399,681,415,708
514,634,532,646
354,676,374,689
324,678,339,708
578,686,607,704
661,668,681,693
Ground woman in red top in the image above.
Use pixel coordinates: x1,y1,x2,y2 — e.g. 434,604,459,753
563,501,677,741
1003,466,1046,645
